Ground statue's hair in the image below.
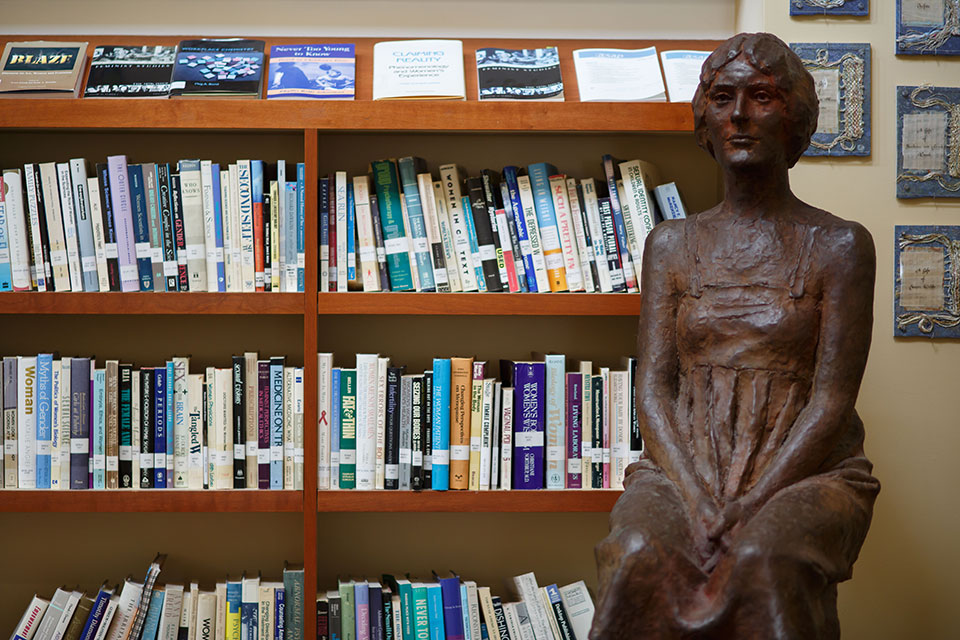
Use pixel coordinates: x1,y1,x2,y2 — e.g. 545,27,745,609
692,32,818,168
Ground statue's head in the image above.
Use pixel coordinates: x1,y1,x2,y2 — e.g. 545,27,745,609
692,32,818,169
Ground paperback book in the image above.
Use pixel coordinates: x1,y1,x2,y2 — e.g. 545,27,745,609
476,47,563,101
372,39,465,101
169,39,265,98
572,47,666,102
267,44,355,100
84,45,176,98
0,40,88,97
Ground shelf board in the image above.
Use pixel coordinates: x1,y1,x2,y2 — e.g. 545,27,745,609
0,292,303,314
317,292,641,315
0,490,304,512
317,490,622,512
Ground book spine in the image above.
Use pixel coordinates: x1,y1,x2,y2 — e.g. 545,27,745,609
295,366,304,490
171,358,188,488
296,163,306,291
512,363,545,490
355,354,379,490
330,368,340,489
326,175,336,292
168,173,188,291
384,366,401,490
270,357,285,489
22,165,46,291
416,173,449,292
465,176,501,291
103,157,137,291
49,360,61,489
610,370,629,490
233,356,246,488
410,375,425,490
283,569,304,640
543,586,574,640
565,178,596,292
3,358,17,487
600,369,610,488
374,358,387,490
449,357,473,490
367,191,391,291
371,161,414,291
54,163,82,292
120,363,135,488
459,196,485,291
283,367,294,490
478,379,494,491
0,175,9,291
339,366,358,489
625,357,641,464
3,170,33,290
430,359,450,491
32,354,51,488
143,163,166,291
596,198,626,292
105,361,119,489
544,354,565,490
272,179,283,291
398,375,412,490
431,180,461,292
37,163,69,291
68,159,99,291
397,157,436,291
353,176,381,292
319,176,329,292
501,167,535,292
317,353,333,490
153,367,166,488
500,386,513,490
578,179,611,292
68,358,89,489
334,172,347,291
197,161,217,291
565,373,582,489
479,170,510,291
126,164,155,291
235,161,255,292
579,363,592,486
514,175,551,293
548,174,583,292
250,161,266,291
525,163,566,291
139,367,154,488
93,164,120,291
220,170,234,291
396,182,420,292
497,181,527,292
437,165,477,291
85,176,110,292
618,160,658,273
90,368,105,489
467,363,484,491
654,182,687,220
157,164,179,291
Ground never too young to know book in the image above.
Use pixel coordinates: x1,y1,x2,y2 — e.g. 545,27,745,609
169,38,265,98
84,45,176,98
476,46,564,101
0,40,88,97
267,44,355,100
372,39,465,101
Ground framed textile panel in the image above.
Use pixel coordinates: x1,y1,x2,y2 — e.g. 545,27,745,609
895,225,960,338
790,0,868,16
896,86,960,198
791,43,870,157
896,0,960,56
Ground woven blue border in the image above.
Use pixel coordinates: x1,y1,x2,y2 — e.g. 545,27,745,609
896,85,960,198
894,225,960,338
790,43,871,157
897,0,960,56
790,0,868,16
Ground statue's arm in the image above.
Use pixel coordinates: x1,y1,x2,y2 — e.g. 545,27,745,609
741,221,876,515
635,222,714,512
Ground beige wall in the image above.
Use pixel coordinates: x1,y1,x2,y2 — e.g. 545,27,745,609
2,0,959,638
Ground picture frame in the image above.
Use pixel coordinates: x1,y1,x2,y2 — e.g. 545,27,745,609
790,43,870,156
790,0,868,17
894,225,960,338
896,0,960,56
896,85,960,198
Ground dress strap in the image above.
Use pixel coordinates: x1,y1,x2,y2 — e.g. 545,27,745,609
789,225,815,298
684,215,702,298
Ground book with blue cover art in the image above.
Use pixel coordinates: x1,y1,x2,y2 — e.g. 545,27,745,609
35,354,53,488
170,39,265,98
430,358,451,491
268,44,355,100
513,361,545,490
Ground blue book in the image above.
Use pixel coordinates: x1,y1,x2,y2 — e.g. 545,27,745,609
212,164,226,292
70,357,91,490
166,360,175,488
412,584,429,640
346,182,356,282
331,368,341,489
425,584,445,640
513,361,546,490
267,44,356,100
461,196,486,292
126,164,155,291
354,582,370,640
154,367,166,488
171,39,265,98
285,181,297,292
543,585,573,640
92,368,106,489
437,575,463,640
500,167,538,292
430,358,450,491
0,184,11,290
275,588,285,640
270,356,285,489
459,585,471,640
79,586,115,640
396,156,436,292
35,353,53,488
241,578,259,640
368,584,383,640
296,163,305,291
140,589,165,640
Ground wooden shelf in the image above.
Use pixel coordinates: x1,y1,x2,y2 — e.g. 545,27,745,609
0,292,304,314
317,292,641,315
0,490,304,512
317,490,621,512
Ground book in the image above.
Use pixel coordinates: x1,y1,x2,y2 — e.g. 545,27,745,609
475,47,563,101
372,40,465,101
84,45,175,97
14,595,50,640
370,160,414,291
659,50,710,103
267,44,355,100
512,362,545,490
0,41,87,96
557,582,594,640
572,47,666,102
170,39,265,98
653,182,688,220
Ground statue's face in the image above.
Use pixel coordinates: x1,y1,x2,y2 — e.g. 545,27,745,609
703,56,790,170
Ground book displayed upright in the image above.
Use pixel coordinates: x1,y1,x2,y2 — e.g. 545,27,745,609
170,39,265,98
372,40,465,101
267,44,355,100
0,40,88,96
475,47,563,101
572,47,666,102
84,45,175,98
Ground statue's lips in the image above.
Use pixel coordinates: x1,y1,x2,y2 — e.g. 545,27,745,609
726,135,759,145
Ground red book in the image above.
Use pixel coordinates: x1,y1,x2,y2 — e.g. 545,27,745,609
252,161,265,291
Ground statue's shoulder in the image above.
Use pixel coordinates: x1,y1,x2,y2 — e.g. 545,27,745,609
800,205,875,269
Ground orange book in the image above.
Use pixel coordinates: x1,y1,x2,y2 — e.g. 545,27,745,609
449,356,474,489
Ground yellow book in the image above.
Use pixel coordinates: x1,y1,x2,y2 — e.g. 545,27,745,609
449,356,474,489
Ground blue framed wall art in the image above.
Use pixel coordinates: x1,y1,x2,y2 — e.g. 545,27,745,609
895,225,960,338
790,0,868,16
896,0,960,56
896,86,960,198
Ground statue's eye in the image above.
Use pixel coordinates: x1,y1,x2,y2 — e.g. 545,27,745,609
712,91,732,104
753,90,773,102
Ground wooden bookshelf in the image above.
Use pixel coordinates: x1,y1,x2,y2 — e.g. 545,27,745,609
317,292,642,315
317,490,622,512
0,292,304,314
0,490,303,512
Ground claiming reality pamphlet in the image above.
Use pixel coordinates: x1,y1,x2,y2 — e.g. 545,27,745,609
0,40,88,96
660,50,710,103
573,47,665,102
476,46,563,101
372,39,465,100
267,44,355,100
84,45,175,97
170,38,265,98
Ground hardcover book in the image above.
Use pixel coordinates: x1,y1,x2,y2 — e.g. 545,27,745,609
170,39,265,98
84,45,175,97
475,47,563,101
372,40,465,100
267,44,355,100
0,40,88,96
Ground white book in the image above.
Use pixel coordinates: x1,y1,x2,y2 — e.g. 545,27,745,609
432,180,462,292
17,356,37,488
573,47,666,102
500,386,513,491
13,595,49,640
49,591,83,640
177,160,207,291
565,178,596,293
438,164,477,291
33,588,71,640
69,159,99,292
257,583,278,640
186,584,201,640
465,581,482,640
3,169,32,290
50,360,61,489
228,165,244,292
355,353,379,490
390,595,403,640
539,588,563,640
178,592,192,640
515,175,551,294
86,176,111,292
199,160,219,291
579,362,594,485
579,179,613,293
186,374,204,489
283,367,295,489
219,169,235,292
276,159,287,292
490,380,501,490
91,596,120,640
544,353,566,490
618,159,661,276
216,368,233,489
23,165,48,290
374,356,388,489
660,49,710,103
372,39,465,100
173,357,190,489
353,175,381,292
269,180,281,292
38,163,70,291
58,358,71,490
335,171,348,292
240,575,259,640
511,573,554,640
417,173,449,292
195,591,217,640
610,369,630,490
55,162,83,291
204,367,217,489
478,378,494,491
317,353,333,490
397,186,421,291
558,581,594,640
614,179,641,293
294,366,304,490
548,174,583,292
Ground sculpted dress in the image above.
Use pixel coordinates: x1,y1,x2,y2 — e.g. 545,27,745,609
592,214,880,639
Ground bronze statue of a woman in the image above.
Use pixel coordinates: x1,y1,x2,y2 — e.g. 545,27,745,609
592,33,879,639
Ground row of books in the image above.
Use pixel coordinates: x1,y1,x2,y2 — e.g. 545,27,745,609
1,354,304,490
319,572,594,640
10,555,306,640
320,156,686,294
0,158,306,294
316,353,640,492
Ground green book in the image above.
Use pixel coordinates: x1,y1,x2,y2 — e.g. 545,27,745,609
339,579,356,640
339,368,357,488
370,160,414,291
411,583,430,640
283,564,304,640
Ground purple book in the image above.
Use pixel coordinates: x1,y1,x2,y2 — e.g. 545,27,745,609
106,155,140,292
258,360,271,489
565,373,583,489
71,357,91,489
513,361,546,490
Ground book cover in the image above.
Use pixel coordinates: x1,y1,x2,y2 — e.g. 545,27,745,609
512,362,545,490
449,356,473,490
572,47,666,102
84,45,175,97
12,595,48,640
557,582,594,640
0,41,87,95
410,375,425,491
372,40,465,100
370,160,413,291
476,47,563,101
430,358,450,491
267,44,355,100
170,39,265,98
424,584,445,640
354,582,369,640
339,368,357,489
436,575,463,640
